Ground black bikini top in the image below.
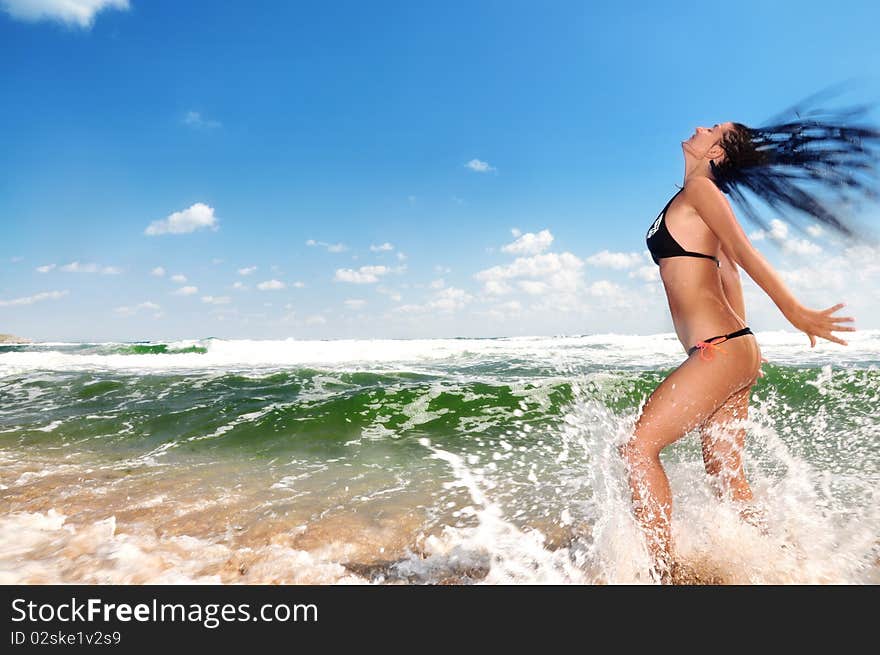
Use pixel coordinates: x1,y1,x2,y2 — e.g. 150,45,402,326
645,188,720,267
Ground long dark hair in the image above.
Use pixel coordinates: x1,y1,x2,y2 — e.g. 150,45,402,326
709,86,880,244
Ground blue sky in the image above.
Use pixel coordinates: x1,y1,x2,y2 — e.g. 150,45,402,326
2,0,880,341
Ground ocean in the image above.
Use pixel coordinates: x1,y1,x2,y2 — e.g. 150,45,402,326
1,330,878,584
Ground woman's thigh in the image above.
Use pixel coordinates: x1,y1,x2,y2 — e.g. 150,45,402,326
630,339,760,455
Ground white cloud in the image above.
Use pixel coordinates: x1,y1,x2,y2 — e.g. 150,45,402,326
36,264,56,273
465,158,496,173
376,285,402,302
173,286,198,296
587,280,623,297
114,301,160,317
394,286,473,314
628,264,660,282
170,273,187,283
586,249,644,270
0,289,68,307
335,265,389,284
518,280,547,295
749,219,821,255
344,299,366,309
291,281,306,288
57,261,120,274
434,265,452,274
397,251,407,261
232,281,247,290
784,238,822,256
151,266,166,277
511,228,522,237
306,239,348,253
257,279,285,291
183,111,221,129
145,203,218,236
370,242,394,252
429,287,472,312
238,266,257,276
501,229,554,256
201,296,231,305
0,0,129,28
473,252,585,297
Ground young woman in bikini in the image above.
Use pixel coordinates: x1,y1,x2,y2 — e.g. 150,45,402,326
621,98,880,583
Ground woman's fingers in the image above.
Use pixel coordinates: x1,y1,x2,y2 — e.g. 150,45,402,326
823,302,846,314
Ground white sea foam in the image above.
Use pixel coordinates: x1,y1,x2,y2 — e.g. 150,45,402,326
2,329,879,376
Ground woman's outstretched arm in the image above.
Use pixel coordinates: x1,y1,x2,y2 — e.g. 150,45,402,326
685,177,856,347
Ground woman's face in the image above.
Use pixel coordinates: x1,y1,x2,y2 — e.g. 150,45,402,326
683,122,734,160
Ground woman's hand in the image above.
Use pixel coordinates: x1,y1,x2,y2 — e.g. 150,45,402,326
784,302,856,347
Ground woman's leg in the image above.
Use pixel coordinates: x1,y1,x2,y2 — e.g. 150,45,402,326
619,341,759,581
700,384,753,503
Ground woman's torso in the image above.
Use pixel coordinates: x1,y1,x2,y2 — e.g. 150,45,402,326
646,184,755,355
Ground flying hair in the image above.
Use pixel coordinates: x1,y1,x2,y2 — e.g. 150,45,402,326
708,83,880,244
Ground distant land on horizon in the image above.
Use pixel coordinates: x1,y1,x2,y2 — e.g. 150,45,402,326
0,334,30,343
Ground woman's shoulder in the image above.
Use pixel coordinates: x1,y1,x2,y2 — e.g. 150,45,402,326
681,176,728,210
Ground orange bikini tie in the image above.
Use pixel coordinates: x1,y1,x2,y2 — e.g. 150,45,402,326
693,336,729,361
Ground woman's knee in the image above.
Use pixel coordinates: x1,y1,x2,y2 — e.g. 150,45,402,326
619,438,660,471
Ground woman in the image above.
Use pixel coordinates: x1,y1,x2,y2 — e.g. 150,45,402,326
621,100,880,583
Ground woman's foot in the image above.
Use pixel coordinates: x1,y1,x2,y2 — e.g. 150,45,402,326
738,502,770,535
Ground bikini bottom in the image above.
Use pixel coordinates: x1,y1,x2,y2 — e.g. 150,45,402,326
687,326,754,360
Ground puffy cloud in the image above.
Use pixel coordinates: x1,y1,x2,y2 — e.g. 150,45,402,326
334,265,389,284
0,289,68,307
57,261,120,274
145,203,218,236
518,280,547,295
628,264,660,282
464,158,496,173
238,266,257,276
501,229,554,256
201,296,231,305
231,281,247,290
586,249,644,270
394,287,473,314
36,264,56,273
151,266,166,277
748,219,821,255
173,286,198,296
257,279,285,291
473,252,585,297
370,242,394,252
306,239,347,253
0,0,129,28
170,274,187,283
